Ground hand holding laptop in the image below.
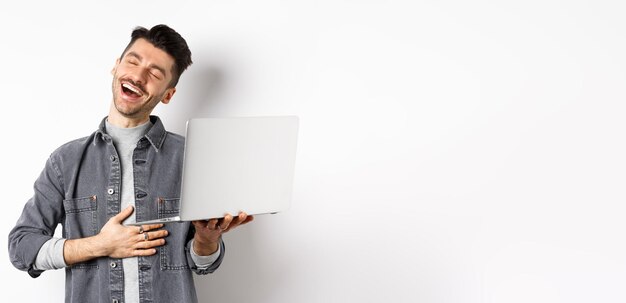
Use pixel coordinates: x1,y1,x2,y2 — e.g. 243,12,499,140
131,115,299,226
191,212,255,255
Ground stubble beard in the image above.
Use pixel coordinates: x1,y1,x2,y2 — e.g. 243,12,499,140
111,78,163,119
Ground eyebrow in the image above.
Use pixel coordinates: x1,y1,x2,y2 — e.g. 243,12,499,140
126,51,167,77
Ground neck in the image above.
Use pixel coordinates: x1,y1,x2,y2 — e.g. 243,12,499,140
107,103,150,128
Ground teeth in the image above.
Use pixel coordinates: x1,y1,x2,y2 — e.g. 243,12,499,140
122,83,142,96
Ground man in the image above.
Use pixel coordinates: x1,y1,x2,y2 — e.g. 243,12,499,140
8,24,253,303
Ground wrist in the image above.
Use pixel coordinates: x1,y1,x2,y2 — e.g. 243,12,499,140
193,236,220,256
63,235,105,266
88,234,109,258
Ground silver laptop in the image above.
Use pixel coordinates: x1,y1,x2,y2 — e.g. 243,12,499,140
132,115,299,225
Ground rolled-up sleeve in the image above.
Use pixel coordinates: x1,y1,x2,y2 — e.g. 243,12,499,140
189,238,221,269
34,237,67,271
185,237,225,275
8,156,65,278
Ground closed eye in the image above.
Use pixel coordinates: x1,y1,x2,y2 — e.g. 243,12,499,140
150,70,163,80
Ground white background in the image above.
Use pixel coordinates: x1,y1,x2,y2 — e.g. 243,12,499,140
1,1,625,302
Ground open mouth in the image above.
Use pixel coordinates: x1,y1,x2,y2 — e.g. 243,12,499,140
121,82,144,98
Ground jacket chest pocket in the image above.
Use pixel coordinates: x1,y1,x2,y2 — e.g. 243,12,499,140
158,198,189,270
63,195,98,237
63,195,99,269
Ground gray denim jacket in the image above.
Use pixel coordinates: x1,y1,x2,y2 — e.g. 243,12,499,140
8,116,224,303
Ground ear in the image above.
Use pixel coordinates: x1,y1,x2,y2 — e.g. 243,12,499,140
111,58,120,75
161,87,176,104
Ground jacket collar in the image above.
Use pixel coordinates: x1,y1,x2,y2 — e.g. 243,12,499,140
94,115,167,151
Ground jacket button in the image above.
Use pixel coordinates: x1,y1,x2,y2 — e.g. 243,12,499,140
110,155,116,162
108,188,115,195
110,262,116,268
112,300,119,303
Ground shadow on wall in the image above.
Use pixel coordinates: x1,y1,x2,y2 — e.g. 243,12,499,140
176,61,288,302
193,221,293,302
168,62,283,301
162,63,227,135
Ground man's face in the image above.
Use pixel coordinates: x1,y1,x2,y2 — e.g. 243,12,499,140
111,38,176,121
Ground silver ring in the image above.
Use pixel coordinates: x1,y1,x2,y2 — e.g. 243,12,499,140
138,226,144,234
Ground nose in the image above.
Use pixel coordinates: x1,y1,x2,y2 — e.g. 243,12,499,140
128,68,149,85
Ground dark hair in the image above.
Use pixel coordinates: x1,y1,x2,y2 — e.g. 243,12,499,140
120,24,192,87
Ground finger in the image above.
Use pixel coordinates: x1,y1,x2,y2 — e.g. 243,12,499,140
139,230,169,242
243,215,254,224
112,206,134,223
141,223,164,232
225,215,242,229
150,229,169,239
132,248,158,257
232,212,251,225
240,214,254,225
134,238,166,250
192,220,209,229
208,218,219,229
234,212,250,225
220,214,233,230
223,214,254,232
